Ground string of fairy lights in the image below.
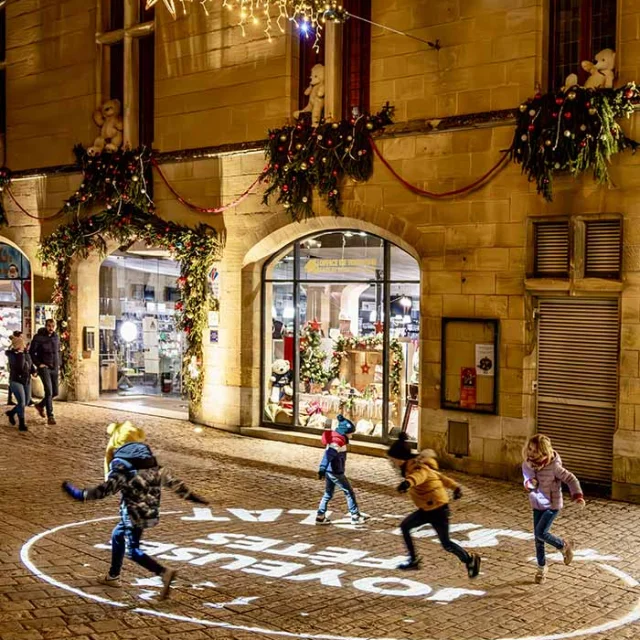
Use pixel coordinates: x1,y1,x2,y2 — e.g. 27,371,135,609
146,1,441,50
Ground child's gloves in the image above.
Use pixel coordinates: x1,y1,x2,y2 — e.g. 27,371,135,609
397,480,411,493
453,486,462,500
188,493,209,505
318,470,326,480
62,481,85,501
573,495,586,509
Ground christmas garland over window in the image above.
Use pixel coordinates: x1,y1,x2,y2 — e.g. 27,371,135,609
329,333,403,398
510,83,639,200
261,105,394,221
36,146,223,405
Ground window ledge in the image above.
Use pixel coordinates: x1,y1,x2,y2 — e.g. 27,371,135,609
525,278,570,292
574,278,623,293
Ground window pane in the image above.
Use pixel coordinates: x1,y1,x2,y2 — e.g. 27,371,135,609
139,34,155,148
139,0,155,23
299,231,384,281
591,0,616,55
109,42,125,105
390,244,420,281
264,282,295,424
265,247,294,280
298,28,325,110
342,0,371,118
109,0,125,31
389,282,420,441
549,0,581,90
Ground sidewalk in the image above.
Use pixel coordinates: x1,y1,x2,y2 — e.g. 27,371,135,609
0,402,639,640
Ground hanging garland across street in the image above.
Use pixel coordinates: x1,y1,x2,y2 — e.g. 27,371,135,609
36,146,223,404
510,83,639,200
329,333,403,398
261,104,394,221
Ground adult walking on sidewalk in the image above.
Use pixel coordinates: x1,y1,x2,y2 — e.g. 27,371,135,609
5,334,36,432
29,319,60,425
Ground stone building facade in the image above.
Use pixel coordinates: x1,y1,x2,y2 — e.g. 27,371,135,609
2,0,639,501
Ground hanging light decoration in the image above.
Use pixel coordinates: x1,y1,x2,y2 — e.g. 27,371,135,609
147,1,347,45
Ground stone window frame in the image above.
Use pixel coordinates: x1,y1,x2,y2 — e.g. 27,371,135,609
294,2,372,122
440,317,500,416
96,0,155,147
547,0,618,91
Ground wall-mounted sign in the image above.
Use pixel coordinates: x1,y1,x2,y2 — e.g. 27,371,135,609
99,315,116,331
475,344,494,377
304,258,377,274
460,367,477,409
208,266,220,299
210,330,219,343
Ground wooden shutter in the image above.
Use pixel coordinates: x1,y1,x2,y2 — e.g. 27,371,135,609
537,299,619,484
585,219,621,278
534,221,569,277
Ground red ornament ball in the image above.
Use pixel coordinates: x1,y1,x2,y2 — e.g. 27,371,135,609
555,97,564,105
282,185,289,192
563,111,572,119
527,124,535,132
551,112,558,118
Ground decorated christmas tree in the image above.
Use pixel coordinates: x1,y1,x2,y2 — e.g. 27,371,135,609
300,320,329,391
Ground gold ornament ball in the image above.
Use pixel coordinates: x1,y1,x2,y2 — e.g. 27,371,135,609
366,122,374,130
280,134,287,141
580,124,587,132
567,91,577,100
554,162,561,169
519,104,527,112
520,134,528,141
302,197,308,203
332,123,339,129
544,139,552,146
563,130,571,137
295,143,302,150
300,162,308,170
528,109,536,116
588,107,597,116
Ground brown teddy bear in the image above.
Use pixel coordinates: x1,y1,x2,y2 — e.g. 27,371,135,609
88,99,124,156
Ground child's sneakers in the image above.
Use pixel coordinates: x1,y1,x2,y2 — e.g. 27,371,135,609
315,513,331,525
466,553,481,578
351,512,369,525
534,564,548,584
98,573,122,588
159,569,177,600
561,539,575,565
397,557,422,570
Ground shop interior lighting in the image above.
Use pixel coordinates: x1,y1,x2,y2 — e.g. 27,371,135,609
119,321,138,343
399,295,412,309
283,306,295,319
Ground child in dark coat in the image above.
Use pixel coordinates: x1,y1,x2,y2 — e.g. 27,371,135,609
5,334,36,432
316,414,368,525
62,421,209,599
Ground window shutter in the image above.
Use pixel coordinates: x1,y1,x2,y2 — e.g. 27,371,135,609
534,221,569,277
585,220,622,278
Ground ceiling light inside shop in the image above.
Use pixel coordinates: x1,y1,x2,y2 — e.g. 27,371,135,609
283,306,295,319
400,295,412,309
119,321,138,343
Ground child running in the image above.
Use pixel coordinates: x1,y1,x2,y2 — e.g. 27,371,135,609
61,420,209,599
316,414,368,525
388,433,481,576
522,434,585,584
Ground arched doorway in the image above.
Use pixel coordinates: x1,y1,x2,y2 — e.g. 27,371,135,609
262,230,420,442
97,242,187,417
0,241,32,390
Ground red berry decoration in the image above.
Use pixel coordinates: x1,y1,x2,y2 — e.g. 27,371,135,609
552,112,558,118
564,111,572,119
527,124,535,132
282,184,289,192
555,97,564,105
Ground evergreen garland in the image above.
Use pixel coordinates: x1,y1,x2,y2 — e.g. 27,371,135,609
261,104,394,221
0,167,11,226
37,146,224,405
510,83,639,200
299,320,329,389
329,333,404,398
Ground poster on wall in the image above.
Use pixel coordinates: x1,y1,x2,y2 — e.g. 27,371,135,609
460,367,477,409
210,330,219,343
208,266,220,299
475,343,495,376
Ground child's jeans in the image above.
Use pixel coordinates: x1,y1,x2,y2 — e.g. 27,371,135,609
533,508,563,566
110,516,166,578
317,472,359,516
400,505,471,564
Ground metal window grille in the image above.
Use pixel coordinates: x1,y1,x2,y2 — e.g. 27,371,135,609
534,221,569,277
585,219,622,278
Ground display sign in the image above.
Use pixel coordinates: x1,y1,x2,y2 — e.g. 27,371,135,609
210,329,219,343
209,266,220,299
304,258,377,274
460,367,477,409
99,314,116,330
208,311,219,328
475,344,494,376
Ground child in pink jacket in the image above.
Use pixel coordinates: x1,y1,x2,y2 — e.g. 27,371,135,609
522,434,585,584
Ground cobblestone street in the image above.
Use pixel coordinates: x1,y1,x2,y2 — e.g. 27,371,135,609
0,403,639,640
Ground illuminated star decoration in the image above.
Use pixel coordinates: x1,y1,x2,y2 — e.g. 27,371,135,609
374,321,383,334
360,362,370,374
309,318,321,332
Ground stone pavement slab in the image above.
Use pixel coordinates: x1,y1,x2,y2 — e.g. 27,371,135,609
0,403,639,640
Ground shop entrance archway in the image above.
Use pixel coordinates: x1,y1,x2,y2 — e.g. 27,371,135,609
97,243,188,418
262,230,421,442
0,241,32,391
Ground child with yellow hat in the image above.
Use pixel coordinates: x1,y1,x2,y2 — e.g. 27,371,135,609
62,420,209,600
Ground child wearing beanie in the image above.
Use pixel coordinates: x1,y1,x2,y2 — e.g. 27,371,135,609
5,333,36,432
315,414,368,526
387,433,481,576
61,421,210,600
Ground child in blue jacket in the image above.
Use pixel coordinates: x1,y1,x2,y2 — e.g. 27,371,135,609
316,415,368,525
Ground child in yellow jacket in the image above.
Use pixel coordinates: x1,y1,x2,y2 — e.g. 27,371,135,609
388,433,481,576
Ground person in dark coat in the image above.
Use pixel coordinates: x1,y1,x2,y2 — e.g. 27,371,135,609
29,319,60,425
5,334,36,431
